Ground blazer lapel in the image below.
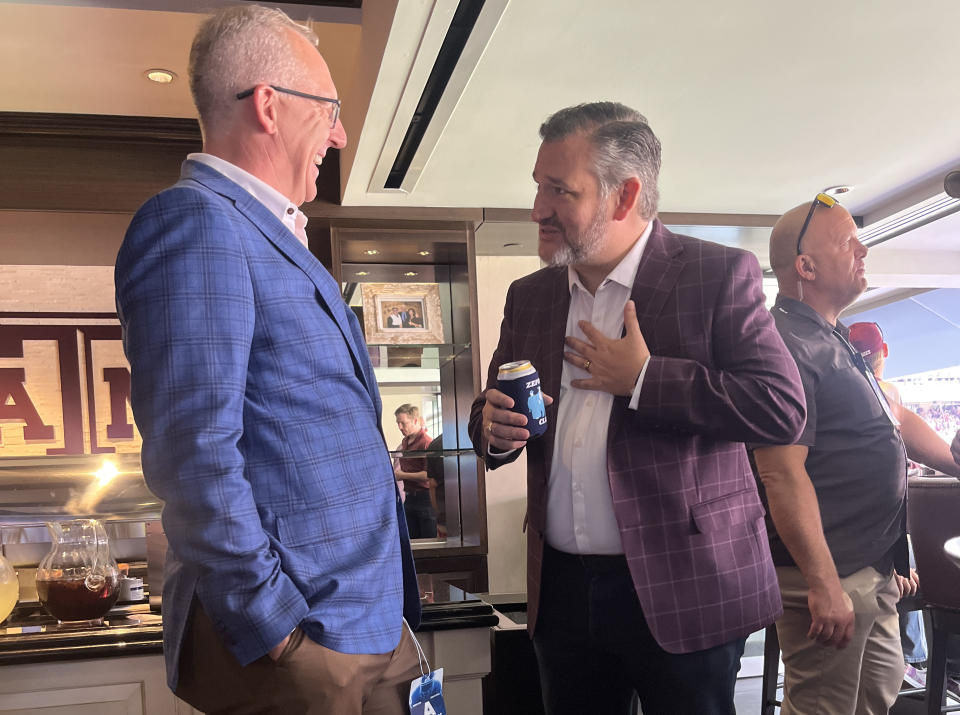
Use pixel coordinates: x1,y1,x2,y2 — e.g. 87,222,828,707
182,161,370,389
629,220,684,329
539,268,570,401
538,268,570,478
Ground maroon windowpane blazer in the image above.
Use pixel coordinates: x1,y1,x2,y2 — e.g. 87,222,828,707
470,220,806,654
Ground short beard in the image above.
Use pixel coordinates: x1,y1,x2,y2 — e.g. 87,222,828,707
545,202,609,267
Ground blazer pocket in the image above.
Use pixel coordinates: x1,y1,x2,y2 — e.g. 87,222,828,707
690,488,764,534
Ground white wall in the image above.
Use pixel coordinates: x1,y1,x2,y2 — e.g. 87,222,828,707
475,254,542,594
0,265,116,312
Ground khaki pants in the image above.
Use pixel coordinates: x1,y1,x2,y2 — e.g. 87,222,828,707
175,602,423,715
776,566,903,715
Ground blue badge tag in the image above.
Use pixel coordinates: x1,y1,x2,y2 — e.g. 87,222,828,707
409,667,446,715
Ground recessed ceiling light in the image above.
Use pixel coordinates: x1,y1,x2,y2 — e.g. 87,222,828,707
417,250,431,256
355,271,369,276
404,272,418,277
823,185,854,196
144,69,177,84
364,249,379,256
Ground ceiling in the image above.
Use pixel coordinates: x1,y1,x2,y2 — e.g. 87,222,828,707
1,0,959,289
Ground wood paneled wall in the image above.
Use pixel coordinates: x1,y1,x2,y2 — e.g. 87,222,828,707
0,112,341,214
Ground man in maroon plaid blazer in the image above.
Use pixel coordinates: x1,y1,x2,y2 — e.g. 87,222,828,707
469,102,806,714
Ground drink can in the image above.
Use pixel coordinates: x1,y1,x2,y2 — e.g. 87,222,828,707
497,360,548,439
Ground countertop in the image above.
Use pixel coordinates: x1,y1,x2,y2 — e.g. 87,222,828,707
0,574,498,666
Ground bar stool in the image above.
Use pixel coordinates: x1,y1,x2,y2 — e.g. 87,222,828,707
760,623,782,714
907,476,960,715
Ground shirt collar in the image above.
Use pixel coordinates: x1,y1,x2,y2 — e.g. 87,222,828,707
187,153,309,247
566,219,654,295
402,429,428,446
773,294,849,337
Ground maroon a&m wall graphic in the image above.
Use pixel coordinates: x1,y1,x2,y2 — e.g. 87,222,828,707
0,314,140,457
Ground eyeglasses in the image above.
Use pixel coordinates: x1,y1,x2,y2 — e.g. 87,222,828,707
796,192,839,255
236,85,341,128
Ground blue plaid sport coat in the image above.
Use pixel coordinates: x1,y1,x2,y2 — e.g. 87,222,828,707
116,160,420,690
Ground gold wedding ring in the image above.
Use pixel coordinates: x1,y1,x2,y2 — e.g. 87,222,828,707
485,421,494,434
583,359,591,371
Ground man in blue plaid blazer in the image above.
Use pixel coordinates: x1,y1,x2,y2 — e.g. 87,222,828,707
115,7,420,713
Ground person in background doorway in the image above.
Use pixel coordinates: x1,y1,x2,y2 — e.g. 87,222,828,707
394,404,437,539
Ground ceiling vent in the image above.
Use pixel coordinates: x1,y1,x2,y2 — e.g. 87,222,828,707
368,0,509,194
859,192,960,248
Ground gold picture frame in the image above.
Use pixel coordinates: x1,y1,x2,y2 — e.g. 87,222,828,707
360,283,445,345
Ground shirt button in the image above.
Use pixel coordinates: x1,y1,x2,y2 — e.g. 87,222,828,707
586,397,595,407
574,438,583,448
286,207,295,215
575,527,583,535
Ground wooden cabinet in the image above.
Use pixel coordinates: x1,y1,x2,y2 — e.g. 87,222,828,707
0,655,199,714
416,626,492,715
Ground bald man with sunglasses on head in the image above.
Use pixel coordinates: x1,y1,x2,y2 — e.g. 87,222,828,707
755,195,960,715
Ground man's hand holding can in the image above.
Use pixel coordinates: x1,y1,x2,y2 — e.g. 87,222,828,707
482,388,535,452
482,360,554,452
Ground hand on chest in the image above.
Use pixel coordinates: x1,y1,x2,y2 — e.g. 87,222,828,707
564,287,628,382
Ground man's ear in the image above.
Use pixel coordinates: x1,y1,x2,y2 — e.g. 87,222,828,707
795,254,816,281
252,85,280,135
611,177,642,221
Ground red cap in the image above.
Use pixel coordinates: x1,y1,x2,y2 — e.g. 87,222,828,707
848,322,884,357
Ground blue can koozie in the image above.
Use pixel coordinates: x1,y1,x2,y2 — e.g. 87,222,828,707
497,360,548,439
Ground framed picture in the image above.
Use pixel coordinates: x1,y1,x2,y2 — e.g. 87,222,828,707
360,282,445,345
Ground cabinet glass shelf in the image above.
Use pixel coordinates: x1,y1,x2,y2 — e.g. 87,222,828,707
387,448,476,458
365,343,471,371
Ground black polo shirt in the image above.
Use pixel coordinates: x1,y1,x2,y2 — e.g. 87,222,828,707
760,295,907,577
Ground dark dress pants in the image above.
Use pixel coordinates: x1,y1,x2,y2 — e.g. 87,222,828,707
403,489,437,539
532,544,746,715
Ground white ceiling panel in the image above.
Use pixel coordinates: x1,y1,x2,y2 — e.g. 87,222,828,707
393,0,960,214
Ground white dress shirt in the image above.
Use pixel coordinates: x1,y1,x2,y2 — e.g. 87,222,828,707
545,221,653,555
187,153,310,248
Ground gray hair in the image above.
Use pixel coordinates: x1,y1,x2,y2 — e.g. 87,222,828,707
539,102,662,220
189,5,319,133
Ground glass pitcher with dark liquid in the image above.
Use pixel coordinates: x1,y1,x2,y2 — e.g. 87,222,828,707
36,519,120,624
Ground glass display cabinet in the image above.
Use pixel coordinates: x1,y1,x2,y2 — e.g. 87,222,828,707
319,219,487,592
